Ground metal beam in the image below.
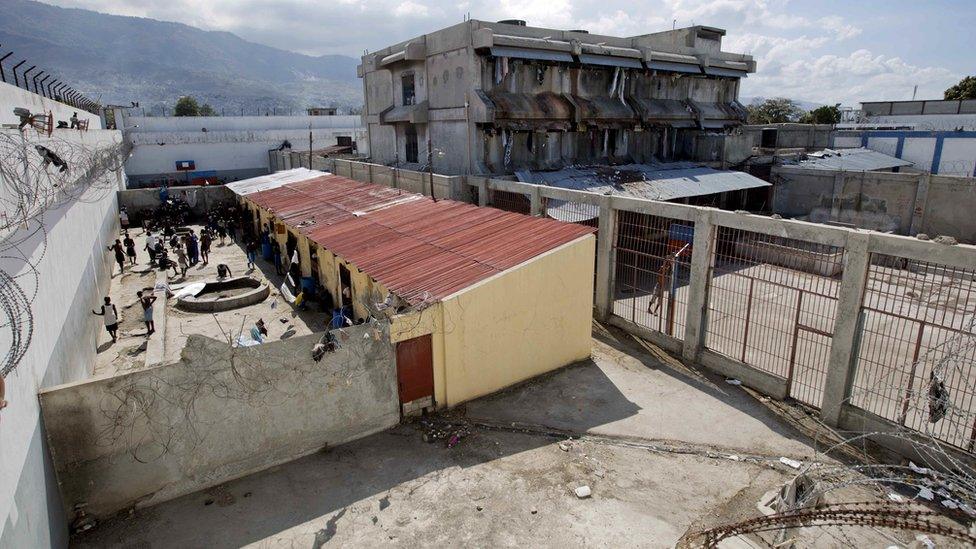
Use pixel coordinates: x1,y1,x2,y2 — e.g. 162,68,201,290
11,59,25,87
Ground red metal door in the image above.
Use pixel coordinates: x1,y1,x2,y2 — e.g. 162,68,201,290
396,335,434,407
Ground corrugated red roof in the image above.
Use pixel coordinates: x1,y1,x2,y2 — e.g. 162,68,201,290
244,172,595,305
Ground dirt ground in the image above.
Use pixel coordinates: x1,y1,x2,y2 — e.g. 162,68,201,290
73,324,960,548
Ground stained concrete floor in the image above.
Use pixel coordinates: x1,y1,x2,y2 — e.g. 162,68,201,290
73,323,937,548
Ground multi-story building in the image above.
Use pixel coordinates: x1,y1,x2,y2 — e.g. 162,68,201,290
359,19,756,175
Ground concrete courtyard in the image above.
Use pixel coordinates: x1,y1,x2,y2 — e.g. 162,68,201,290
93,224,329,376
72,323,928,548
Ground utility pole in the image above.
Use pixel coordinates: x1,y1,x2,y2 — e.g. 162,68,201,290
308,122,313,169
427,132,436,202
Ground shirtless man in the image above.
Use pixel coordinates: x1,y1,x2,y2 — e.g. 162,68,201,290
137,291,157,336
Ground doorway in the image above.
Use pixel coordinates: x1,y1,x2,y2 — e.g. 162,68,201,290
339,263,353,309
395,334,434,415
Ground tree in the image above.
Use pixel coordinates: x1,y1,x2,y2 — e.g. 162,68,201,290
800,104,841,124
746,97,804,124
199,103,217,116
944,76,976,100
174,96,201,117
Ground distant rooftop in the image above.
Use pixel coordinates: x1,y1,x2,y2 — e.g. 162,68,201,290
515,162,770,205
794,148,912,172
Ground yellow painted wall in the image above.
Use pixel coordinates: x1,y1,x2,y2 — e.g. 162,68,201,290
439,235,595,407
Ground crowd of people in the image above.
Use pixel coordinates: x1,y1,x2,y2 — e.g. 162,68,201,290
97,197,367,347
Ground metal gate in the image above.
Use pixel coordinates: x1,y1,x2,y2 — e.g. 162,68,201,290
705,227,843,409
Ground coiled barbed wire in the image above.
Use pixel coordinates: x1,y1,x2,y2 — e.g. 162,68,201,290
0,124,130,377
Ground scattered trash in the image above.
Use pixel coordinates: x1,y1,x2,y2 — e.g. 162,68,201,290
887,493,905,502
574,486,592,499
779,457,802,469
933,235,958,246
420,417,471,448
928,372,949,423
725,379,742,386
727,454,741,462
530,508,538,514
915,534,936,549
909,461,931,476
917,487,935,501
558,442,571,452
476,506,483,511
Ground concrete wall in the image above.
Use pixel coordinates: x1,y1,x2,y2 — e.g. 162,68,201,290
742,123,835,150
118,184,234,220
0,128,123,547
121,115,367,187
39,326,398,521
0,81,102,129
770,166,976,242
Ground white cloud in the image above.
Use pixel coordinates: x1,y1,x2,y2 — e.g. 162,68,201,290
40,0,961,105
393,0,429,17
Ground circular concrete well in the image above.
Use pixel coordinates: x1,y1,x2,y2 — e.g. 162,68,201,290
176,276,270,312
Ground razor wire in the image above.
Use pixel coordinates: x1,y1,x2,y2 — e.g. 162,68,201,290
0,125,129,377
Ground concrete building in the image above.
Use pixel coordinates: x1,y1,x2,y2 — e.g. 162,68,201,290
0,80,124,547
230,169,596,410
359,19,755,175
857,99,976,131
115,112,367,187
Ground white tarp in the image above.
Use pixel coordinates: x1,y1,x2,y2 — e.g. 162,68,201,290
225,168,326,196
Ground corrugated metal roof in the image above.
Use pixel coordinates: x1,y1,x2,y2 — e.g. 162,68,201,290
241,169,595,306
225,168,321,196
795,147,913,171
516,162,770,202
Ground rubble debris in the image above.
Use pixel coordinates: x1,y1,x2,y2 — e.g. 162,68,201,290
558,442,571,452
915,233,930,240
915,534,936,549
933,235,958,246
71,503,96,534
420,417,471,448
574,485,592,499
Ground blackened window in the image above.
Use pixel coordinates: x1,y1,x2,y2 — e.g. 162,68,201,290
402,73,416,106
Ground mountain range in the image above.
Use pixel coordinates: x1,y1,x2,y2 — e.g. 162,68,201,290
0,0,363,114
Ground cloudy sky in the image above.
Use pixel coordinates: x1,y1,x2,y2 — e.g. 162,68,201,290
44,0,974,105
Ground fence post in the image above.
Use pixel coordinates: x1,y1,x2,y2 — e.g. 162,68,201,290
478,178,489,207
909,173,931,236
681,209,717,363
367,163,374,184
594,195,617,321
829,172,845,221
821,231,871,426
529,185,542,216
